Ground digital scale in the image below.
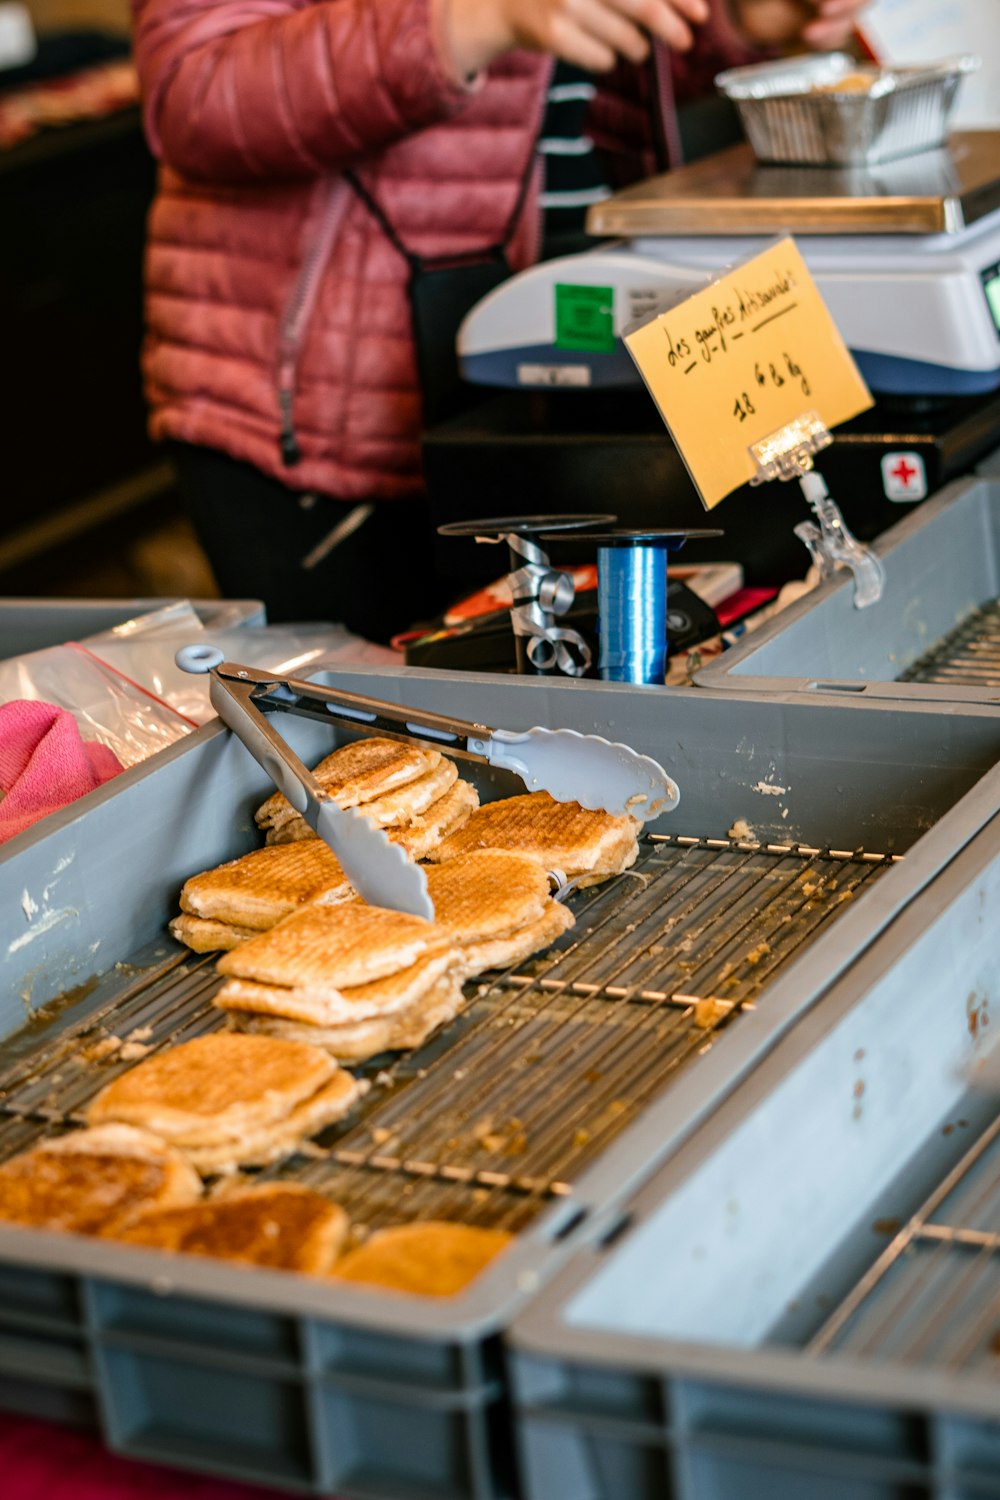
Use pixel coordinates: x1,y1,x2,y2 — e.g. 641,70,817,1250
459,132,1000,399
427,131,1000,599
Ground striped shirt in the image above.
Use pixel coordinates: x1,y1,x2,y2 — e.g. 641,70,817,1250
538,62,612,260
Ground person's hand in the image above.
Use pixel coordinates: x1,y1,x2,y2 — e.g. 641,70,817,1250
727,0,869,51
445,0,711,80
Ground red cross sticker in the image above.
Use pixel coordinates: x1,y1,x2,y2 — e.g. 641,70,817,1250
881,451,927,502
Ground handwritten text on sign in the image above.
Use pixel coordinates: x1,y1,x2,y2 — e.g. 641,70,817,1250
624,238,873,510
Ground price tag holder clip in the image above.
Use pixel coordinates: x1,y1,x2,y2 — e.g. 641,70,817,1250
748,412,884,608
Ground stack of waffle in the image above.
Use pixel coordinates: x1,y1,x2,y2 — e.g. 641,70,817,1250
86,1032,365,1174
0,1124,202,1236
332,1222,514,1297
424,850,575,976
171,840,355,953
170,736,480,954
112,1183,350,1273
215,853,575,1061
427,790,641,884
214,903,466,1063
256,736,479,854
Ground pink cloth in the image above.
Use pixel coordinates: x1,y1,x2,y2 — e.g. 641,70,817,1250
0,701,123,844
0,1415,295,1499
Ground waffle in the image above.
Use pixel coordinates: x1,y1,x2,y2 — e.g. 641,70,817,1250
425,850,552,943
226,974,466,1064
391,777,479,859
86,1032,337,1146
214,948,456,1027
331,1221,513,1297
266,775,478,852
358,758,458,828
181,1071,365,1174
170,914,259,953
217,904,446,991
110,1183,349,1273
426,791,640,877
256,737,440,834
456,899,575,978
0,1125,202,1236
179,841,353,930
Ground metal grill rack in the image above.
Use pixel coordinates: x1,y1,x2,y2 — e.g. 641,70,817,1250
899,596,1000,687
0,835,893,1239
810,1103,1000,1372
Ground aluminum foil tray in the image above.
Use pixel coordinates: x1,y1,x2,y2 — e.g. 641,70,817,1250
715,51,978,166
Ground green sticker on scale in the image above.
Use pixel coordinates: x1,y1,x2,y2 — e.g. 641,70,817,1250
555,283,615,353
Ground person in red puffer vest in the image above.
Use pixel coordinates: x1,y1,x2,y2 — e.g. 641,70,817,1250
132,0,867,641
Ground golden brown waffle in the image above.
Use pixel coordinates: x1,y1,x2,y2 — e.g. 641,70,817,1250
110,1183,349,1273
426,791,640,876
169,914,259,953
0,1125,202,1236
456,899,575,978
179,841,353,930
331,1221,513,1297
425,850,552,943
359,759,458,828
265,775,479,852
226,974,466,1063
86,1033,336,1145
256,737,440,833
390,779,480,858
184,1070,365,1174
217,904,446,991
214,948,456,1026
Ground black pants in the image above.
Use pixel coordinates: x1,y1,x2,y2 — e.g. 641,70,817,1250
170,444,453,645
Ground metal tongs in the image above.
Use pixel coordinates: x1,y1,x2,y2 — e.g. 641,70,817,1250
177,646,680,919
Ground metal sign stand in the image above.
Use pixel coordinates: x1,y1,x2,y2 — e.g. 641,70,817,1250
748,410,885,609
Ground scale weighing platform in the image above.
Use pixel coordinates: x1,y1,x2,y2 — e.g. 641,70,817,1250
429,133,1000,588
459,132,1000,399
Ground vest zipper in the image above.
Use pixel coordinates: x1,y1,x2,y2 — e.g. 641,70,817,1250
277,177,349,467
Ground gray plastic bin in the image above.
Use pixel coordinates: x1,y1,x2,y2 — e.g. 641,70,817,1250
510,784,1000,1500
0,596,265,659
695,476,1000,706
978,445,1000,480
1,664,1000,1498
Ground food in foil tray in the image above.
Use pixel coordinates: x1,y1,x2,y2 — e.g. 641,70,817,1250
715,51,978,165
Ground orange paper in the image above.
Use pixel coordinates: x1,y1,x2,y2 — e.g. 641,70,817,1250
624,238,873,510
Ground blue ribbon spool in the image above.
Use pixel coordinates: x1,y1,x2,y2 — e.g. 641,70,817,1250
597,543,669,685
534,525,724,687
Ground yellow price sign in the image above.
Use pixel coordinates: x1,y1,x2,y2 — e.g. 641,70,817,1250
624,237,873,510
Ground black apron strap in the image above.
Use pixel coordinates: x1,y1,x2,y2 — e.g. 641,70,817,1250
344,147,536,423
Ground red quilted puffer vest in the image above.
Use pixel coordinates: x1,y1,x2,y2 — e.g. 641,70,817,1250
132,0,756,501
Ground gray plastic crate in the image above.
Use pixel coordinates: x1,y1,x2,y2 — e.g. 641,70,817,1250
978,445,1000,480
0,596,265,659
510,783,1000,1500
2,664,1000,1498
695,476,1000,706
